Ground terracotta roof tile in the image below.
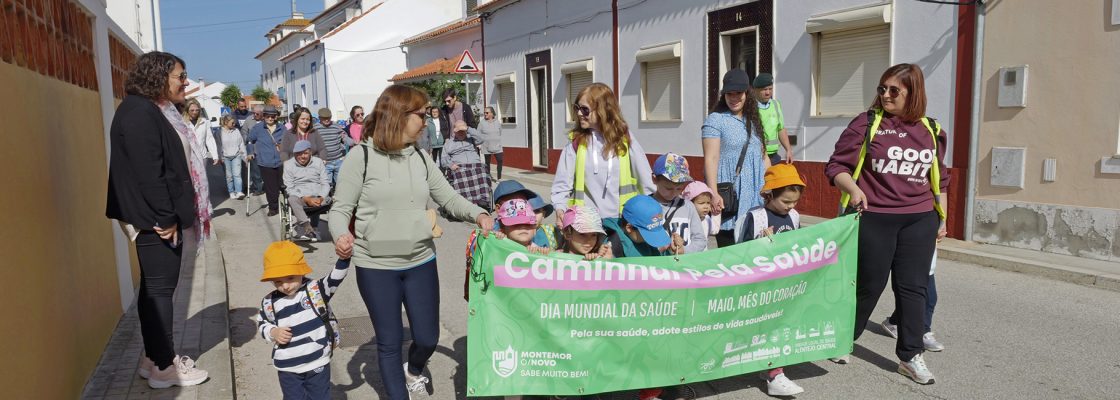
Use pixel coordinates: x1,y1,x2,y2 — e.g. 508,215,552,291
401,16,480,45
390,57,479,82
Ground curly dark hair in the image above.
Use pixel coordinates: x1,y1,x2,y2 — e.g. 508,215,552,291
710,89,763,145
124,51,185,100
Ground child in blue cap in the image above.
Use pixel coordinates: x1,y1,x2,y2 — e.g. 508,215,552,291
602,195,675,257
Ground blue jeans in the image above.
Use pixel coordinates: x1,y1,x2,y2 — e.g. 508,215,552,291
356,259,440,400
277,364,331,400
223,156,243,195
325,158,344,188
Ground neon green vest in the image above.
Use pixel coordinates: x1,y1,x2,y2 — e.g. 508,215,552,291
758,99,784,154
839,109,946,220
569,133,640,213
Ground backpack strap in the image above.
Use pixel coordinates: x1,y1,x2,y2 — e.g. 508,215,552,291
750,207,768,240
260,292,282,326
302,282,341,351
839,109,882,211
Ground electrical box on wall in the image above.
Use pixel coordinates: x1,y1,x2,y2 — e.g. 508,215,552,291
998,65,1028,108
991,147,1026,188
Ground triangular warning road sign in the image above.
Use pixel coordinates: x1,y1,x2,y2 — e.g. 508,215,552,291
455,50,481,73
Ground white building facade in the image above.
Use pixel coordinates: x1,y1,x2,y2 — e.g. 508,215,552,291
105,0,163,52
478,0,962,219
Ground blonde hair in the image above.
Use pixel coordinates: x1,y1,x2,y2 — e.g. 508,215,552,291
220,114,236,129
182,98,203,120
363,85,430,151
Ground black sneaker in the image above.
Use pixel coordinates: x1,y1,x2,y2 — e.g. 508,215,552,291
267,209,278,216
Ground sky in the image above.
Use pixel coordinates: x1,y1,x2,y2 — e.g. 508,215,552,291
162,0,325,92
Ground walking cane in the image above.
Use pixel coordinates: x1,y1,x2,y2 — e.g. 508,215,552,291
245,156,251,217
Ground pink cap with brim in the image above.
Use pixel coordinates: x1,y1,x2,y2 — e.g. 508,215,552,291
561,206,605,234
497,198,537,226
682,181,715,201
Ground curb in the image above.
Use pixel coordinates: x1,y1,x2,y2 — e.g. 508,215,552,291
936,241,1120,293
198,229,237,399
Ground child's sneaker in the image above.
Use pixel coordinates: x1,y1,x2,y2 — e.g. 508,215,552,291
898,354,935,385
762,372,804,396
403,362,430,394
881,318,899,339
923,332,945,352
148,355,208,389
137,356,154,379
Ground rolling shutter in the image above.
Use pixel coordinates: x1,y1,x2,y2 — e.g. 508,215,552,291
643,58,682,120
567,71,593,122
816,24,890,116
498,82,516,123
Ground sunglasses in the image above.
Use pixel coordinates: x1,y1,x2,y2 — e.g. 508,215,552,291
574,105,592,117
876,85,905,98
171,72,188,82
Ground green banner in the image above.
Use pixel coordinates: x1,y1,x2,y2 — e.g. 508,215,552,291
466,214,859,397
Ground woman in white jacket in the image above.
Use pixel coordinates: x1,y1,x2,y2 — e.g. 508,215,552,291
216,115,247,199
183,98,218,162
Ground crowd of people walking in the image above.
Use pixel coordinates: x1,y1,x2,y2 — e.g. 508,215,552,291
106,49,948,399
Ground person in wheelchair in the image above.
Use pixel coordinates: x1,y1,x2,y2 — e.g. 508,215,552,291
283,140,332,240
441,121,492,212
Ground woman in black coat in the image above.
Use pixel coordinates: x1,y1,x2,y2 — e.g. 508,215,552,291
105,51,210,388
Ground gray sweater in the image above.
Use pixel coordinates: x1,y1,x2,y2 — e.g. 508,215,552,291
329,142,485,269
440,134,482,167
283,156,331,198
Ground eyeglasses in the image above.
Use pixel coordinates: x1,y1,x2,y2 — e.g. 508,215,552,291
574,105,592,117
876,85,905,98
171,72,188,82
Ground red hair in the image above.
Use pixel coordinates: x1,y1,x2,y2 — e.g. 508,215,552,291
570,83,631,158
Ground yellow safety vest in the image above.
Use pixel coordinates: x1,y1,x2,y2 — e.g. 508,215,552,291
569,133,640,213
839,109,946,220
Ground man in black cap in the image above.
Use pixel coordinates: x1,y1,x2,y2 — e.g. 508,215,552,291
753,73,793,165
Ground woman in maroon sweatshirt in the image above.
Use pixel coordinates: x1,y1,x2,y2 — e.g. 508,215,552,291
825,63,948,385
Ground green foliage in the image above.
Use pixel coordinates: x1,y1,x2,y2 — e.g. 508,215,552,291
404,77,465,107
251,86,274,103
219,84,242,108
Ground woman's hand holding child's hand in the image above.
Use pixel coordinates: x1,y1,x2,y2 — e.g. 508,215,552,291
270,326,293,345
334,233,354,259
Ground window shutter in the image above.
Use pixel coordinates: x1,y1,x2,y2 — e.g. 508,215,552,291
817,24,890,115
643,58,682,120
567,71,593,122
498,82,516,123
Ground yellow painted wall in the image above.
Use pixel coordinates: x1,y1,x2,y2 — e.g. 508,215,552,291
976,0,1120,208
0,62,122,398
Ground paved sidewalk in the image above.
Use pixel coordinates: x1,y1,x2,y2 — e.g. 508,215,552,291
80,234,235,399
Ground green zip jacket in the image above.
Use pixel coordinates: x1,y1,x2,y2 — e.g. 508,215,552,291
329,141,485,269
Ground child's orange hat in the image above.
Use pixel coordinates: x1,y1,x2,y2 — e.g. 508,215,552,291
260,241,312,282
762,163,806,192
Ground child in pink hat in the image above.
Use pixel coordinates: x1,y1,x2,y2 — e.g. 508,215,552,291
557,205,612,260
683,181,721,239
494,198,550,254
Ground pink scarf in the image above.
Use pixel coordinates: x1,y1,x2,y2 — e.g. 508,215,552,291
158,100,212,245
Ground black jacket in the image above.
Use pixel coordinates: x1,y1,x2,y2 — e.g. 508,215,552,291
440,101,476,139
105,95,196,231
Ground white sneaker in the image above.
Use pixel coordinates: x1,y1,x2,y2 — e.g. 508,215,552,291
229,193,237,200
148,355,208,389
764,373,805,396
898,354,935,385
881,318,899,339
828,354,850,364
923,332,945,352
137,356,154,379
237,192,246,199
403,362,429,394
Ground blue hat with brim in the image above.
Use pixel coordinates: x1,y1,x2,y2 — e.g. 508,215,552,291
493,180,537,204
622,195,671,248
293,140,312,153
528,196,555,218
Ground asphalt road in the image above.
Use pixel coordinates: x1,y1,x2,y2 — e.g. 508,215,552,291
211,175,1120,400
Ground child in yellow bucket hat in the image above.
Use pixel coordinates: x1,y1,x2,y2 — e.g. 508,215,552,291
257,241,351,399
738,163,809,396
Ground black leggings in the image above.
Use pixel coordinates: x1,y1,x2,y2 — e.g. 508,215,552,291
484,152,504,179
260,166,282,212
854,211,938,361
715,229,737,248
135,230,183,369
356,259,441,400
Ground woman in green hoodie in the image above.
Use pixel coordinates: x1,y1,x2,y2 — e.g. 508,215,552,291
328,85,493,400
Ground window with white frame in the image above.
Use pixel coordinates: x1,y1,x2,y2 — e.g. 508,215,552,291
561,59,594,123
495,73,516,124
638,42,682,121
808,3,892,116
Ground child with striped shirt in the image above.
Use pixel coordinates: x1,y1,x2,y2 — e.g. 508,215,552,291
256,241,351,400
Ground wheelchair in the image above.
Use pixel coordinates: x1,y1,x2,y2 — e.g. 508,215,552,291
279,184,332,242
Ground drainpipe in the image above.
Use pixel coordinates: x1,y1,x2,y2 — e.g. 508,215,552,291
480,13,488,105
964,1,986,241
612,0,619,94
